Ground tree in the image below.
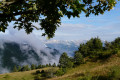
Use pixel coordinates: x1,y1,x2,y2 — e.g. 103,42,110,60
59,52,73,68
111,37,120,49
13,65,18,72
78,43,89,57
86,37,103,51
104,41,112,50
37,64,42,69
31,64,35,70
52,63,56,67
49,63,52,67
74,52,84,66
0,0,117,38
21,65,30,71
78,37,103,57
18,66,21,72
46,64,49,67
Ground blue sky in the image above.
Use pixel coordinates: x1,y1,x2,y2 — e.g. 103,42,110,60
48,2,120,41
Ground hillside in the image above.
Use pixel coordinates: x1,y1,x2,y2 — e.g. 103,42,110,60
0,40,81,74
0,42,60,73
0,54,120,80
49,55,120,80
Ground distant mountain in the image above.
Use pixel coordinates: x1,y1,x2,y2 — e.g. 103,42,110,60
45,40,86,56
0,40,86,74
0,42,60,74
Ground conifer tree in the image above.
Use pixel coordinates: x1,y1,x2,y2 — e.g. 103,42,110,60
74,52,84,66
31,64,35,70
13,65,18,72
52,63,56,67
59,52,73,68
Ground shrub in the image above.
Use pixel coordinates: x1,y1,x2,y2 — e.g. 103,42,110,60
41,70,45,73
98,51,112,59
41,68,56,78
74,52,84,66
55,68,67,76
31,64,36,70
36,70,41,74
59,52,73,68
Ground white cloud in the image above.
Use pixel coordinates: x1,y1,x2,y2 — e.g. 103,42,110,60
0,25,61,73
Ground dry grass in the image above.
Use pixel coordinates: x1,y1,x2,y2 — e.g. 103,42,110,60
0,67,54,80
48,55,120,80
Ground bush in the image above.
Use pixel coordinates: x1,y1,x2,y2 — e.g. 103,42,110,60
31,64,36,70
36,70,41,74
41,70,45,73
111,48,118,54
59,52,73,68
55,68,67,76
21,65,30,71
41,68,56,78
74,52,84,66
98,51,112,59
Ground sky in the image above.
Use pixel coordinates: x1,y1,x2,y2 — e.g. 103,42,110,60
1,1,120,42
48,1,120,41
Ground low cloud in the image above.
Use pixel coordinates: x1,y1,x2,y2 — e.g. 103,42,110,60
0,25,60,73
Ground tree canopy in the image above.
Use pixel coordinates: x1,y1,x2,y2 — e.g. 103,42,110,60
0,0,117,38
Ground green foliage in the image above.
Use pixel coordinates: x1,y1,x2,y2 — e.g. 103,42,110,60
43,68,56,78
36,70,41,74
49,63,52,67
78,37,103,57
52,63,57,67
41,70,45,74
0,0,118,38
74,52,84,66
37,64,42,69
104,41,112,50
97,50,112,59
18,66,22,72
31,64,36,70
79,43,89,57
55,68,67,76
77,37,119,60
111,37,120,49
13,65,18,72
86,37,103,51
59,52,73,68
21,65,30,71
105,37,120,51
46,64,49,67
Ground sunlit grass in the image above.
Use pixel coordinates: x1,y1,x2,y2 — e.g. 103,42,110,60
49,55,120,80
0,67,57,80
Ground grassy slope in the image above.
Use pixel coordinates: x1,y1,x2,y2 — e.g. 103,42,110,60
49,55,120,80
0,55,120,80
0,67,54,80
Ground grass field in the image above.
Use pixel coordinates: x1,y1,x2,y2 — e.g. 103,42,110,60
0,54,120,80
49,55,120,80
0,67,55,80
